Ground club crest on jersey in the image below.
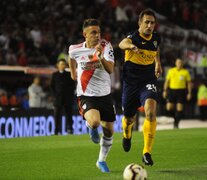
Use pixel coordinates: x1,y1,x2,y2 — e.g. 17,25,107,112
88,55,93,60
127,34,132,38
82,104,87,110
153,41,157,48
81,56,85,60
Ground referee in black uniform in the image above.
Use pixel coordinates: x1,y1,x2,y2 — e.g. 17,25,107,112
51,58,75,135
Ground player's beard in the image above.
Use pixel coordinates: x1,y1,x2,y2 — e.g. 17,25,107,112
144,29,152,37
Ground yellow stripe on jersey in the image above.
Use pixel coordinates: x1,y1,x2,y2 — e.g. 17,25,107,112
166,67,191,89
125,48,157,65
139,33,152,41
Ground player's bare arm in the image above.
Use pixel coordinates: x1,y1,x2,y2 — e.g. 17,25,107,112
100,58,114,74
154,48,162,78
119,38,139,53
68,57,77,81
163,79,169,99
95,43,114,74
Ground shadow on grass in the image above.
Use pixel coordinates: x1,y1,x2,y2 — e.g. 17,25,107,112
157,168,207,177
158,169,185,174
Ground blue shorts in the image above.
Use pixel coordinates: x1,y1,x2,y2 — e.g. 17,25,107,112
122,62,158,117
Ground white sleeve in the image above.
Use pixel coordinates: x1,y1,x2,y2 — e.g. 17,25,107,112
68,45,75,59
103,42,114,62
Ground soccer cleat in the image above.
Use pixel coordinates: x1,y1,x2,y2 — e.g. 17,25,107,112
86,122,100,144
122,137,131,152
96,161,110,173
142,153,154,166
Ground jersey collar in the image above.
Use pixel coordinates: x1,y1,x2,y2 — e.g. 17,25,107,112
139,31,152,41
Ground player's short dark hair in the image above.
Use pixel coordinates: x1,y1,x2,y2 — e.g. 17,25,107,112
139,8,156,22
82,19,100,30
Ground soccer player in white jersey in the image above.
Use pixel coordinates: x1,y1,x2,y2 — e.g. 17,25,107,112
68,19,115,173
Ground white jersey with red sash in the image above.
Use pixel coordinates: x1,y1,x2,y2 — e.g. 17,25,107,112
69,39,114,97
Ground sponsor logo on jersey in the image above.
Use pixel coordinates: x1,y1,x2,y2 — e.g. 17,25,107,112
81,56,85,60
80,61,102,70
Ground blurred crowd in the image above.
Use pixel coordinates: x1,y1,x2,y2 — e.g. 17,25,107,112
0,0,207,119
147,0,207,32
0,0,207,66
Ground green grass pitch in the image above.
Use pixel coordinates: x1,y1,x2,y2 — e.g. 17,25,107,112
0,128,207,180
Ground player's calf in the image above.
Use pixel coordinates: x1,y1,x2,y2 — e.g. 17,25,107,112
86,122,100,144
122,117,134,152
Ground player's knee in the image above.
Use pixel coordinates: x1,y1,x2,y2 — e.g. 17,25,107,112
166,107,173,112
166,103,174,111
88,119,100,128
93,121,100,128
176,104,183,111
166,106,174,111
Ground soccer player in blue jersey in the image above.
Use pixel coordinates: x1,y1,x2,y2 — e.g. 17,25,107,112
119,9,162,166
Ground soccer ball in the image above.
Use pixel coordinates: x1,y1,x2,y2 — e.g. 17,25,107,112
123,163,147,180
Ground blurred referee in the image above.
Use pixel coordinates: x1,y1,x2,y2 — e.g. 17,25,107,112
163,58,192,128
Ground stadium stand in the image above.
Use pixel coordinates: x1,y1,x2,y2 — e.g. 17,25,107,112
0,0,207,118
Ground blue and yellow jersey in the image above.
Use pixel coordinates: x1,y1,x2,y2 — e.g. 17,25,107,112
125,31,161,65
